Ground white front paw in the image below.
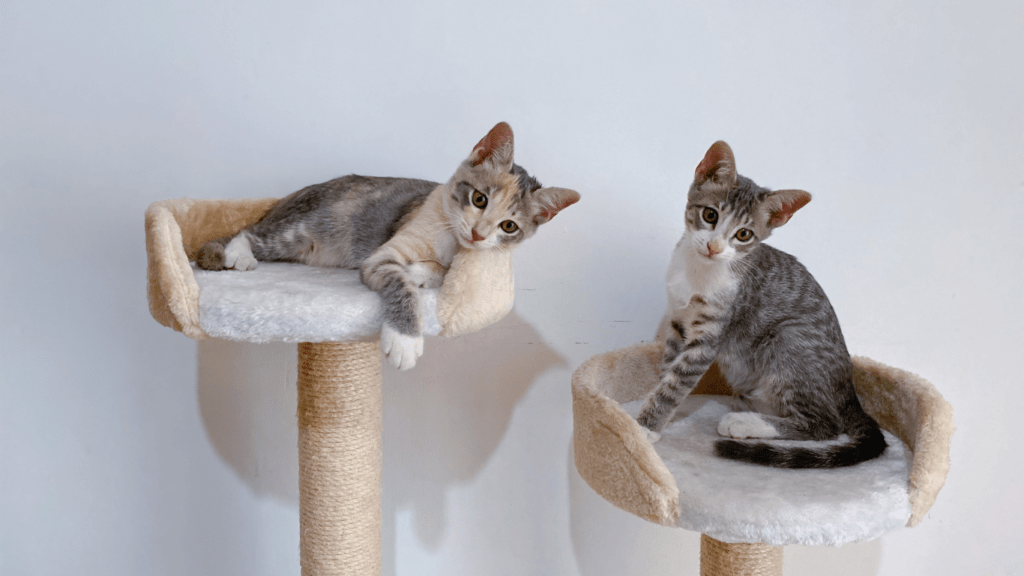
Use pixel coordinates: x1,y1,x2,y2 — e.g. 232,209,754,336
717,412,777,439
380,323,424,371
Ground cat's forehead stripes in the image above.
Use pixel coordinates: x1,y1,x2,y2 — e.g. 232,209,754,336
689,174,774,229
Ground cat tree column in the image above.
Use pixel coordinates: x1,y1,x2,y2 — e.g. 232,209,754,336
572,343,953,576
297,341,383,576
146,198,514,576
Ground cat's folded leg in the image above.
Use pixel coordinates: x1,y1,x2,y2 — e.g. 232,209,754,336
380,323,424,371
717,412,782,439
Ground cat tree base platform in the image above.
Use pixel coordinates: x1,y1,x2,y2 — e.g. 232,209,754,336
572,343,953,576
146,198,515,576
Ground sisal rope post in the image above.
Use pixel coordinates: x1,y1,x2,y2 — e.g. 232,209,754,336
297,341,383,576
700,535,783,576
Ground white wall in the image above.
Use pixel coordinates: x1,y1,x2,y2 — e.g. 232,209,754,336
2,1,1021,575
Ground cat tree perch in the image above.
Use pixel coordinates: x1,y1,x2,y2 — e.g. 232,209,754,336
146,197,515,575
573,342,953,575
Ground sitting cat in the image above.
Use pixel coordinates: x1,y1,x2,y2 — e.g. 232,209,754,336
637,141,886,468
196,122,580,370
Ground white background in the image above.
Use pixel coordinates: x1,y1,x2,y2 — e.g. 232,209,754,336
2,1,1022,575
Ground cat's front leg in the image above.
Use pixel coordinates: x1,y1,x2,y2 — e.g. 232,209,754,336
361,252,424,371
637,296,725,442
380,323,424,371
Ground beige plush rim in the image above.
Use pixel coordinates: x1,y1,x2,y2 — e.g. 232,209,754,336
145,198,515,340
571,343,954,529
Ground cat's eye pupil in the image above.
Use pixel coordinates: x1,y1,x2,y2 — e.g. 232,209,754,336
736,228,753,241
501,220,519,233
702,207,718,224
472,190,487,209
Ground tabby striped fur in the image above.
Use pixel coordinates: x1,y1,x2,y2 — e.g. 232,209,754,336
638,141,886,469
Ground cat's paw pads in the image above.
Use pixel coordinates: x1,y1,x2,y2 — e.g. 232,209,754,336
407,262,445,289
380,323,423,371
717,412,778,439
642,428,662,444
224,237,258,271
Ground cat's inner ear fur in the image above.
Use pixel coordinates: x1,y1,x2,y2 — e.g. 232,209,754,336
532,187,581,225
764,189,812,228
695,141,737,188
469,121,515,172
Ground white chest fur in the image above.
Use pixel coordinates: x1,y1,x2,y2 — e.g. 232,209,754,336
664,234,738,313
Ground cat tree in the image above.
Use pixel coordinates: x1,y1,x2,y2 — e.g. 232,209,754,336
146,197,515,575
573,343,953,575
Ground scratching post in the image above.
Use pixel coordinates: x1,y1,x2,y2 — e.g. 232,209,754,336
572,343,954,575
146,198,516,575
700,536,781,576
297,341,382,576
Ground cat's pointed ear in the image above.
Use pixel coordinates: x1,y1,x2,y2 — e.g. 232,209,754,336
469,121,515,171
695,141,737,188
765,189,812,228
532,187,581,225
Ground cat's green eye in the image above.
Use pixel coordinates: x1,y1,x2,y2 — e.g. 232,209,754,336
702,207,718,225
500,220,519,234
735,228,754,242
472,190,488,209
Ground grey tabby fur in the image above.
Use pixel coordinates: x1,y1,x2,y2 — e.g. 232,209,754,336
195,122,580,370
637,141,885,469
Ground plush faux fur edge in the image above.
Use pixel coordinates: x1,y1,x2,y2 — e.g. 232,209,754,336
571,343,953,533
145,197,514,341
146,198,279,339
850,355,954,526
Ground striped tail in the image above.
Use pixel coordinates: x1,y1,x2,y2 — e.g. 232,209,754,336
714,420,887,469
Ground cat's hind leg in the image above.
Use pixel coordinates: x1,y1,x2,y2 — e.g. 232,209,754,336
717,412,834,440
195,231,259,271
717,412,784,439
196,237,228,270
223,233,259,270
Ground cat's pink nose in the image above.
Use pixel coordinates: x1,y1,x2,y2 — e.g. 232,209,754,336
472,229,485,243
706,243,721,257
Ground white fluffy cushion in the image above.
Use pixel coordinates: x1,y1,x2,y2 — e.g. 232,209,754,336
195,262,442,343
620,396,912,546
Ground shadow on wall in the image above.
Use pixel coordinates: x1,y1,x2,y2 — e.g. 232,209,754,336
379,311,565,574
196,311,564,573
568,441,884,576
197,338,300,502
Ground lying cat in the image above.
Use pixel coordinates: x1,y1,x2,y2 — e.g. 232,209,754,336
638,141,886,468
196,122,580,370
